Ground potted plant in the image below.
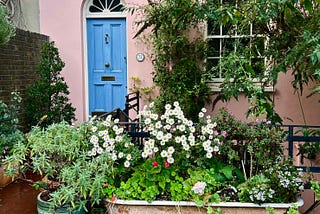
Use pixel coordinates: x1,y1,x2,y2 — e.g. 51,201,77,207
92,102,304,213
4,115,140,213
0,91,25,187
5,122,86,213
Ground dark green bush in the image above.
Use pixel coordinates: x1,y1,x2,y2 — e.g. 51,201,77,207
26,41,76,129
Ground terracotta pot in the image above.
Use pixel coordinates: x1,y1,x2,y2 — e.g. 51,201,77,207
0,163,15,187
105,199,304,214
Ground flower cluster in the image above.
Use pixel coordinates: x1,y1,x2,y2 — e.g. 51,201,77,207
87,115,136,168
198,109,226,159
239,161,304,203
264,163,304,193
138,102,225,166
238,175,275,204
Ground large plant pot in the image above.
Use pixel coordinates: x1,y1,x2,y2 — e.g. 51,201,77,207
37,192,84,214
0,163,15,187
105,199,303,214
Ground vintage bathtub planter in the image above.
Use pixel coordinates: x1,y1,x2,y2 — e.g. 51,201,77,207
105,199,304,214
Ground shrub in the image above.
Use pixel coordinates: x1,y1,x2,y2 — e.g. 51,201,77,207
26,41,76,129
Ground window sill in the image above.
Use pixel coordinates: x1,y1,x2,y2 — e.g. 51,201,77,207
207,80,274,93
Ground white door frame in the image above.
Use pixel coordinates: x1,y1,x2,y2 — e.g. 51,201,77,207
82,0,127,120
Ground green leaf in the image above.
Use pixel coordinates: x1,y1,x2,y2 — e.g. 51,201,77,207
219,166,233,180
303,0,313,12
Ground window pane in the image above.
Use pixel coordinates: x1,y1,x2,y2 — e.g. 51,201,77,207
222,38,234,55
251,58,265,76
208,39,220,57
207,59,220,78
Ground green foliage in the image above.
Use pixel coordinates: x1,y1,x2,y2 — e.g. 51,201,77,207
133,0,212,121
114,158,234,204
0,5,15,46
213,108,286,176
286,204,299,214
311,180,320,200
0,92,25,165
5,121,107,210
238,161,303,204
130,76,155,102
26,41,76,130
207,0,320,121
297,128,320,160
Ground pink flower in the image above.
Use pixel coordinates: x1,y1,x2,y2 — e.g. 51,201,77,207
152,161,159,168
266,120,271,125
213,130,219,136
164,161,170,168
192,181,206,195
222,131,227,138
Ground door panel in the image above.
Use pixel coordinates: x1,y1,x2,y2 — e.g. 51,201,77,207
87,18,127,115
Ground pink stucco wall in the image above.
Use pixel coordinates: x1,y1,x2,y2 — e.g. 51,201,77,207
39,0,319,125
211,73,320,125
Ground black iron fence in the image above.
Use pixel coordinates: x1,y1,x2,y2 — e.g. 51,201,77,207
283,125,320,172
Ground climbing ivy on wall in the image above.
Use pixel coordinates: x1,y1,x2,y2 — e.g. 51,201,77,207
133,0,212,121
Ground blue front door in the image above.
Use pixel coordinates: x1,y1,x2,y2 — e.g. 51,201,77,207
87,18,127,115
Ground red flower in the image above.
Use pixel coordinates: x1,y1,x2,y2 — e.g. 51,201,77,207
164,161,170,168
152,161,159,168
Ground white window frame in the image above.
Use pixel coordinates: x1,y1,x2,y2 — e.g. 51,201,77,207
205,0,273,92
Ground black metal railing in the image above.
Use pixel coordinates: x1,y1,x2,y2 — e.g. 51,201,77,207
282,125,320,172
91,91,140,122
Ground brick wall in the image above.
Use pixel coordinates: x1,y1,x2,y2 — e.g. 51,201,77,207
0,28,49,130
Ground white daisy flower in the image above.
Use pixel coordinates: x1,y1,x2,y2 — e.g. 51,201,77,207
97,147,104,154
183,145,190,151
112,153,117,161
126,154,132,160
124,160,130,168
102,120,111,127
153,147,159,153
90,135,99,144
206,152,212,158
160,150,168,158
213,146,219,152
91,126,98,132
155,121,162,129
142,151,148,158
118,152,124,158
165,104,172,110
167,157,174,164
168,146,175,154
145,118,152,125
112,125,118,132
175,136,181,143
179,125,186,132
190,127,196,133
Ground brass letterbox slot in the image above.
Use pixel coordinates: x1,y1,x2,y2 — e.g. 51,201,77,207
101,76,115,81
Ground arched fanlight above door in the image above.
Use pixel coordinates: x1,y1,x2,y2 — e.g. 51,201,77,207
85,0,126,18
